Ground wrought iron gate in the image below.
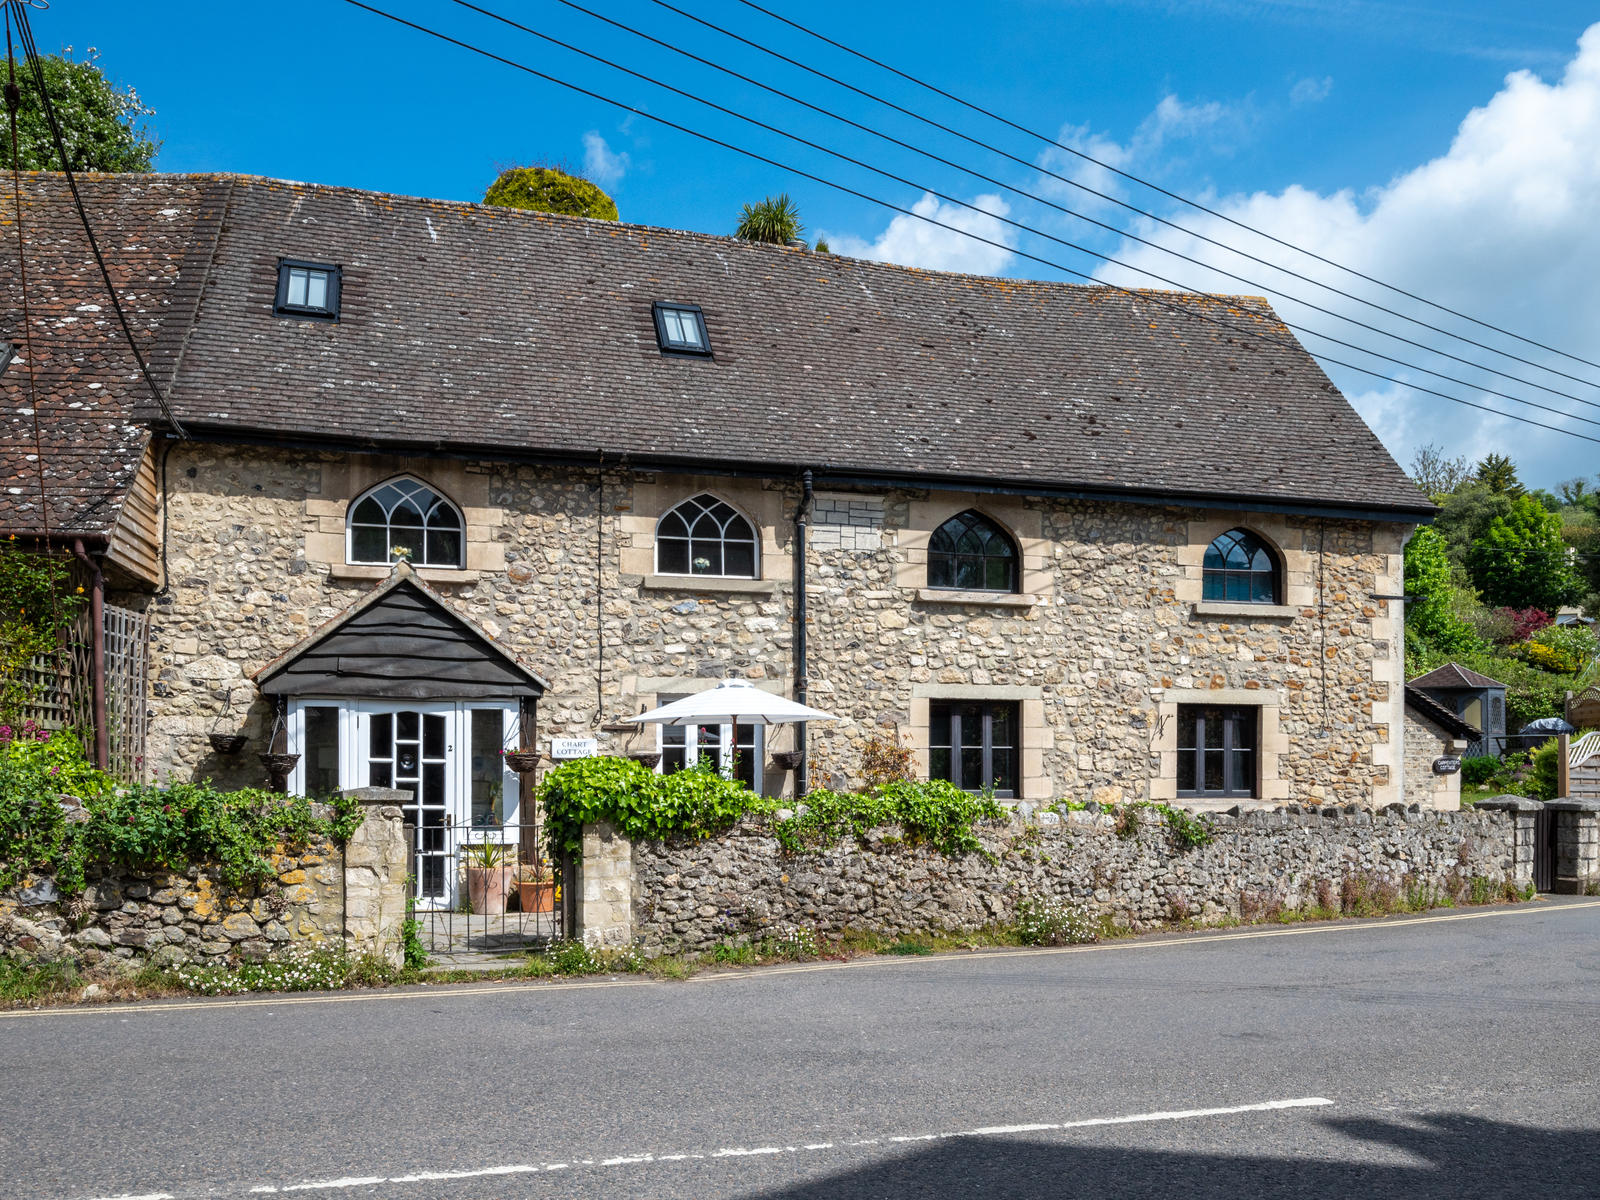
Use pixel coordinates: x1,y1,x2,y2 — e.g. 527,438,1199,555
1533,806,1555,893
410,810,570,957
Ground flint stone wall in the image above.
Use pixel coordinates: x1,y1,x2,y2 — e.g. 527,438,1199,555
629,805,1521,953
0,804,409,970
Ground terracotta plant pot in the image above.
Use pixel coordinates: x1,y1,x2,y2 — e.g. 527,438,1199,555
209,733,248,755
517,879,556,914
465,865,514,916
503,749,542,774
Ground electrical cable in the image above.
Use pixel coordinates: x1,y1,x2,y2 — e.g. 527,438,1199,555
340,0,1600,447
433,0,1600,432
6,0,188,438
727,0,1600,378
467,0,1600,414
5,6,48,546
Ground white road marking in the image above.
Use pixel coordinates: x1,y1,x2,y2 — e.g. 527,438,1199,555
235,1097,1332,1194
84,1194,175,1200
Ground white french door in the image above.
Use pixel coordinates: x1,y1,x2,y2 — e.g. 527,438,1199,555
286,700,520,909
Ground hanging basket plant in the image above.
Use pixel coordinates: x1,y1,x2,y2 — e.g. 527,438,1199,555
772,750,806,771
502,749,543,774
208,733,248,755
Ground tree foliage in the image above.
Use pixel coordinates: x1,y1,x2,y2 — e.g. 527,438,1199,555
0,540,83,722
735,193,804,244
1403,528,1479,654
482,166,618,220
1467,494,1585,611
1408,443,1471,498
0,49,157,172
1473,453,1523,496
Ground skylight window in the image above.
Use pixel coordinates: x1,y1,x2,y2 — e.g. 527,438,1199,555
275,259,342,320
653,301,710,356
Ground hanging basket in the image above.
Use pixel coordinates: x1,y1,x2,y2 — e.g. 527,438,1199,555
628,750,662,770
208,733,248,755
503,749,543,774
258,751,300,789
772,750,806,771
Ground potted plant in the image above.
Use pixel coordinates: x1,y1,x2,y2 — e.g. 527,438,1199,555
502,747,543,775
515,860,556,914
462,841,514,915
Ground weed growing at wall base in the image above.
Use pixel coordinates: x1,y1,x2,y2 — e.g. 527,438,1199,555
1015,897,1100,946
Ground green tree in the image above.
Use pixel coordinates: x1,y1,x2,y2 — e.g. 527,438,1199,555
0,49,157,172
1403,527,1479,654
1473,453,1523,496
1431,482,1512,564
482,166,617,220
1467,494,1585,611
735,193,804,245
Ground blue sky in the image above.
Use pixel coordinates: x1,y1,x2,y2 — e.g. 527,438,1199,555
44,0,1600,488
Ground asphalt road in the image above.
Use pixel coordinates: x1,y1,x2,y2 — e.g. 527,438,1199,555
4,898,1599,1200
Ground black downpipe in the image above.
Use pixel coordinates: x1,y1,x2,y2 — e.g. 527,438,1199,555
794,470,813,796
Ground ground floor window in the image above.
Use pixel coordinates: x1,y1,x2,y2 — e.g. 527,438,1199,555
929,701,1018,797
1176,705,1258,799
286,700,520,905
657,695,764,792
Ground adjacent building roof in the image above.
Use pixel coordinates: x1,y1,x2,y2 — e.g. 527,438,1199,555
1409,663,1507,691
2,171,1434,541
1404,685,1481,742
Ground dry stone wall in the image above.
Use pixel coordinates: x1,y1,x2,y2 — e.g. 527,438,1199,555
138,445,1410,809
0,804,409,969
628,805,1520,953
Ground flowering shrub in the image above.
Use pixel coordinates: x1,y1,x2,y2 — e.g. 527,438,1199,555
1498,607,1553,643
1015,897,1100,946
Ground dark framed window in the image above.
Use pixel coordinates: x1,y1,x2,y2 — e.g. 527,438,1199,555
656,494,758,577
928,510,1018,592
347,477,465,568
652,301,711,355
659,695,761,791
929,701,1018,798
275,258,342,320
1202,528,1280,604
1176,705,1258,799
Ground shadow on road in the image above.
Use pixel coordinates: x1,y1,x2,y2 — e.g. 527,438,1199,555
743,1112,1594,1199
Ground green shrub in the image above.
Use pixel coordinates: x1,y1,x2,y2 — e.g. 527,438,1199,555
482,166,617,220
1460,755,1501,787
774,778,1004,857
1527,738,1562,801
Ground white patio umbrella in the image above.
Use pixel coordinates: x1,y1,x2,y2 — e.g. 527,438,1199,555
625,678,840,728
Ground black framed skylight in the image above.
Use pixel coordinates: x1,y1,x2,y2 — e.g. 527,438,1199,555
275,259,342,320
652,301,710,356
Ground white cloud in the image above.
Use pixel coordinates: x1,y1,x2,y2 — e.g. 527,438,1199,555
1290,75,1333,105
1089,23,1600,487
581,131,630,188
825,192,1017,275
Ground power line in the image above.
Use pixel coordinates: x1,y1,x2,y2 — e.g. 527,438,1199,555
437,0,1600,434
6,0,188,438
727,0,1600,379
483,0,1600,416
341,0,1600,448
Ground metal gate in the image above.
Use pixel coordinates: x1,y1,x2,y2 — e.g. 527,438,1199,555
410,810,571,958
1533,806,1555,893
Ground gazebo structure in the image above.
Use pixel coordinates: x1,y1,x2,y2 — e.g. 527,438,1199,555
1409,663,1508,758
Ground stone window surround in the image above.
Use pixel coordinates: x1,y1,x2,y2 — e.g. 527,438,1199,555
621,477,792,593
305,457,506,584
909,683,1049,802
1151,686,1289,808
895,494,1053,603
1180,515,1309,621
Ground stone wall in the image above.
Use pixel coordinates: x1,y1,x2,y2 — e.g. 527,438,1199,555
0,804,410,969
627,806,1520,953
1404,708,1466,810
136,445,1413,808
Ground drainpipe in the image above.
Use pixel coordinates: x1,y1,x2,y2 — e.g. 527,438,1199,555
71,539,107,772
794,469,813,796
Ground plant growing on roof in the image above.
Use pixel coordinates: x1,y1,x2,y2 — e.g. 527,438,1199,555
482,165,618,221
734,193,804,245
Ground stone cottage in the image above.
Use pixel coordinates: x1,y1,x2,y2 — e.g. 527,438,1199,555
3,172,1451,903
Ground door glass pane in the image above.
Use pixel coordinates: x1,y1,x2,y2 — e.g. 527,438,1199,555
371,762,393,788
1204,750,1225,792
304,706,340,798
370,712,391,759
422,762,445,805
471,709,504,828
398,710,419,740
423,713,446,759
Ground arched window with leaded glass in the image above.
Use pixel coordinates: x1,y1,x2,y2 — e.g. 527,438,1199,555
1202,528,1281,604
927,510,1018,592
347,478,465,569
655,494,759,578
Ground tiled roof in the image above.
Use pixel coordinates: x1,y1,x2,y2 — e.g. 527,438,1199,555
0,173,225,537
1404,685,1480,742
3,173,1435,534
1409,663,1506,691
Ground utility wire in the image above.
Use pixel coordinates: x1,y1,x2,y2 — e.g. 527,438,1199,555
342,0,1600,448
485,0,1600,414
437,0,1600,433
6,0,188,437
5,5,47,545
728,0,1600,379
